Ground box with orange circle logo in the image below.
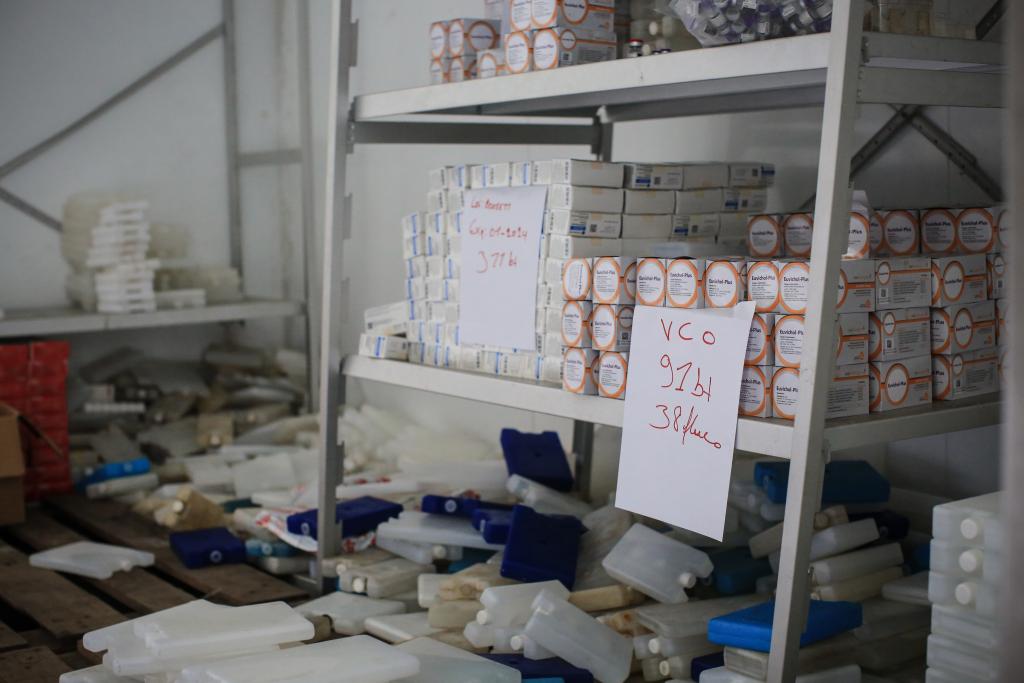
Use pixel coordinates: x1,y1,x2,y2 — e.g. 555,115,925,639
562,347,599,394
781,213,813,259
875,257,930,310
504,30,535,74
875,209,921,257
532,26,616,70
448,18,502,57
477,48,508,78
931,254,987,307
869,356,932,412
665,258,706,309
560,257,593,301
635,257,668,307
747,215,785,259
772,363,869,421
869,308,929,362
703,258,747,309
745,313,775,367
746,260,783,314
932,349,999,401
590,304,633,352
597,351,629,400
986,253,1006,299
739,365,773,418
845,208,875,260
591,256,637,305
837,260,876,314
561,300,593,348
994,205,1010,252
921,208,960,255
956,207,998,255
996,297,1008,344
531,0,616,32
931,300,996,355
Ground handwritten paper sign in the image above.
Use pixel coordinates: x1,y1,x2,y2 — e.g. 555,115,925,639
459,186,547,350
615,302,756,540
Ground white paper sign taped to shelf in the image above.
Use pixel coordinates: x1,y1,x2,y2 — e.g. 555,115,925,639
459,186,547,350
615,302,755,540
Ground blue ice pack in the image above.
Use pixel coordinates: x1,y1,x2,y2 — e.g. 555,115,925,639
691,652,725,680
754,460,890,505
500,505,583,588
245,539,298,558
500,428,574,492
421,495,513,519
472,508,514,544
708,600,863,652
286,496,402,539
711,547,773,595
910,542,930,573
77,456,150,489
481,654,592,683
169,527,246,569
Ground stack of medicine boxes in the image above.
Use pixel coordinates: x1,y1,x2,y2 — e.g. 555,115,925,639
926,491,1001,682
559,161,773,398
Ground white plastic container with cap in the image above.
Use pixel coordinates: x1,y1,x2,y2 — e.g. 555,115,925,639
296,592,406,636
376,535,464,564
810,565,903,602
506,474,593,517
809,542,903,585
376,511,505,552
509,632,556,660
29,541,155,580
478,580,570,627
932,491,1000,545
807,518,880,561
396,636,520,683
601,524,713,604
338,557,434,598
364,611,442,643
524,588,633,683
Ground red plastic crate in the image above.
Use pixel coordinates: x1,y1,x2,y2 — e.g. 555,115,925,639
29,437,69,463
28,412,69,433
28,360,68,379
0,344,30,366
1,399,29,414
27,394,67,415
29,341,70,364
26,461,71,481
0,382,29,400
0,365,28,381
24,478,74,501
27,376,65,397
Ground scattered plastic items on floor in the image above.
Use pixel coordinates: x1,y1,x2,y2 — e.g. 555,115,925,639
28,541,154,579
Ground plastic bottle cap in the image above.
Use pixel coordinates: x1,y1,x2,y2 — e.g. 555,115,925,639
432,545,447,560
678,572,697,589
961,518,982,541
959,549,983,574
648,20,660,36
649,638,662,654
476,610,490,625
444,500,458,513
352,577,367,594
955,582,976,606
172,500,185,513
509,635,524,651
659,660,671,677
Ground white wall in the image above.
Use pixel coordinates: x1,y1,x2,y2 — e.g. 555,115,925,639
0,0,1004,496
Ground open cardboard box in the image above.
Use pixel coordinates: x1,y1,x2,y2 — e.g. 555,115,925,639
0,404,25,525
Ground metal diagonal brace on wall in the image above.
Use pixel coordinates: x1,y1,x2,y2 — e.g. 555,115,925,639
0,24,225,232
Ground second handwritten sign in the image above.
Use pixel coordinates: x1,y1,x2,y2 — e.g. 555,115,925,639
615,302,755,540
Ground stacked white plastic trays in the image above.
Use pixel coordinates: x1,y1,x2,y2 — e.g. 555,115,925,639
62,193,158,313
926,491,1002,682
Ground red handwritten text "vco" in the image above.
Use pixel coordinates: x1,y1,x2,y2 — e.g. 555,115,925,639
647,316,722,449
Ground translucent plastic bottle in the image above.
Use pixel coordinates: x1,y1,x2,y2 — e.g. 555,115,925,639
506,474,593,517
635,595,762,638
296,592,406,636
524,589,633,683
396,637,520,683
808,518,879,561
509,633,556,660
478,580,569,627
602,524,713,604
809,542,903,585
427,600,483,629
338,558,433,598
931,603,998,650
810,566,903,602
932,491,1001,545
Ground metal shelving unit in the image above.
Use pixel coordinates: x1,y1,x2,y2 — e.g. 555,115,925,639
316,2,1005,680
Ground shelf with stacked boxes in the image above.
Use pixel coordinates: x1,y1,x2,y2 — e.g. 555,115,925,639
358,32,1003,122
0,299,304,339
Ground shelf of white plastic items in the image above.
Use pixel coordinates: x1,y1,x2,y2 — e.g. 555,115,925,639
0,299,304,339
354,33,1002,122
343,356,1000,459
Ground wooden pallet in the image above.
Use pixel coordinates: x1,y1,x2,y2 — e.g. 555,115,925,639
0,497,311,680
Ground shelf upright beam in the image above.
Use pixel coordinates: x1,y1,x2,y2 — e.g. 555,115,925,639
298,0,320,410
1001,1,1023,678
767,1,864,681
222,0,243,276
314,0,354,592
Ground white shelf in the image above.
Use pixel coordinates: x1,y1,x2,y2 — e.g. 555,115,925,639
0,299,304,338
343,357,1000,460
354,33,1003,122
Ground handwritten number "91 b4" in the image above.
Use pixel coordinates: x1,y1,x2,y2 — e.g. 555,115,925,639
659,354,712,401
476,250,518,274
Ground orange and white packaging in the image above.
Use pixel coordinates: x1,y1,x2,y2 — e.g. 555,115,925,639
931,300,997,355
429,58,451,85
746,260,781,314
635,257,667,307
834,312,870,366
933,348,999,401
747,215,785,259
876,209,920,256
561,257,593,300
774,260,811,315
739,365,773,418
996,297,1008,344
772,314,804,369
563,347,599,394
868,307,929,362
504,30,535,74
836,260,876,314
994,205,1010,252
870,212,884,255
869,355,932,412
703,258,747,309
956,207,998,255
746,312,775,367
430,21,450,59
874,257,930,310
531,0,616,32
449,55,478,82
782,213,813,258
590,304,634,352
477,48,507,78
772,364,869,421
448,18,501,57
666,258,705,308
561,300,593,347
931,254,987,307
845,208,873,260
598,351,629,399
920,208,959,255
987,252,1006,299
532,26,616,70
591,256,637,305
503,0,534,33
